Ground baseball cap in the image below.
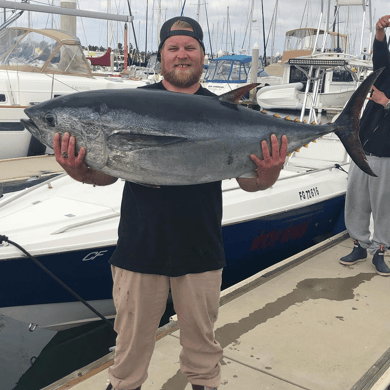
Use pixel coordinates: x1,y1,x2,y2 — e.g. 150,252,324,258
157,16,205,61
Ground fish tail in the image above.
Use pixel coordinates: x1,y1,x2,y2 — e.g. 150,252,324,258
333,68,384,177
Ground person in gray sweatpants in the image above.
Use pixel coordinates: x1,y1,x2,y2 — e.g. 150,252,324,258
340,14,390,276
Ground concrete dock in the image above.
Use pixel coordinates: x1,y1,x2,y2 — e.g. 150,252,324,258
43,232,390,390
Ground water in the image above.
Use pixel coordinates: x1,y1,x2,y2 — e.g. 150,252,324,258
0,314,114,390
0,306,175,390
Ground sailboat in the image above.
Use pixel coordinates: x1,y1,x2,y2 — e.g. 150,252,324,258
0,2,158,160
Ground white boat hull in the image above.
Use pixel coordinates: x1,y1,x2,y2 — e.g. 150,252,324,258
0,136,350,330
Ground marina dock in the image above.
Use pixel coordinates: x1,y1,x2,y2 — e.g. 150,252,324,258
42,232,390,390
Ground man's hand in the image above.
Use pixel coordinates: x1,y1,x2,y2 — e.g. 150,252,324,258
376,15,390,42
368,85,389,108
53,132,117,186
237,134,288,192
53,132,89,181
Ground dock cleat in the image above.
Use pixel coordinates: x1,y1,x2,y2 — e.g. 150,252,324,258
372,245,390,276
339,240,367,265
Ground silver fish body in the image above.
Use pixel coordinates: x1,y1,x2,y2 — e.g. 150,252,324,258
21,70,381,185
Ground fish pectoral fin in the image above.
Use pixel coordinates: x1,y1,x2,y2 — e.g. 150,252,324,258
219,83,260,105
108,132,188,150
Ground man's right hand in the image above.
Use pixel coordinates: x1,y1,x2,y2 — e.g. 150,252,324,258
53,132,89,182
53,132,117,186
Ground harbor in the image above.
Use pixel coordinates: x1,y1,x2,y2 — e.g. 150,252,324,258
40,232,390,390
0,0,389,389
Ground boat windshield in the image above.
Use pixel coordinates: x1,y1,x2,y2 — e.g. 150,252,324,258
0,28,26,59
0,28,91,76
284,29,347,53
205,56,264,83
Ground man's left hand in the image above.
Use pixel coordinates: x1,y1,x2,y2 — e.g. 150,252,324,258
237,134,288,192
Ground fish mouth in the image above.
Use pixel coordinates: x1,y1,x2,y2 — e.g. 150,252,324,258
20,118,41,139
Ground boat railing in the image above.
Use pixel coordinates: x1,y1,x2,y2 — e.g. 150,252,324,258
0,173,66,209
280,162,349,181
223,162,349,193
50,212,120,235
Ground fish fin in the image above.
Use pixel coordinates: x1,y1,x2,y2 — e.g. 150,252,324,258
218,83,260,105
333,68,385,177
108,132,187,150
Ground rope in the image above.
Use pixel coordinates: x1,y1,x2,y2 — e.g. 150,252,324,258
0,235,114,329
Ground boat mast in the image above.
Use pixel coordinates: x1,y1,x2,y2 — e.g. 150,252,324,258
269,0,278,59
204,2,213,58
145,0,148,63
107,0,111,48
247,0,254,55
157,0,161,46
226,6,229,53
261,0,266,65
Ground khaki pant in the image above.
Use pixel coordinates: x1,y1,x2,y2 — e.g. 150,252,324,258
108,266,223,390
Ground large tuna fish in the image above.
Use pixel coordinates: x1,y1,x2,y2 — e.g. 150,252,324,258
21,69,382,186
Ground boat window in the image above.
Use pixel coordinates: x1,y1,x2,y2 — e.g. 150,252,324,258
289,65,326,93
216,61,232,81
231,62,243,81
0,31,58,68
0,28,27,62
332,67,353,82
0,94,6,102
258,69,270,77
204,60,217,80
289,65,307,84
46,44,90,75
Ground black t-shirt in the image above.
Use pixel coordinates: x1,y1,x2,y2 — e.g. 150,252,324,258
109,82,226,276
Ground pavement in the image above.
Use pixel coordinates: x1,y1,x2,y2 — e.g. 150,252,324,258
43,232,390,390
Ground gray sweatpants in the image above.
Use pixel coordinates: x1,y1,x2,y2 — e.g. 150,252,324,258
345,156,390,255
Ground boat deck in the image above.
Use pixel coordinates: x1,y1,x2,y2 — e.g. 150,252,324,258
43,232,390,390
0,155,64,192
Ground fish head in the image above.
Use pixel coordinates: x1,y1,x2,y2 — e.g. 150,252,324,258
21,92,109,169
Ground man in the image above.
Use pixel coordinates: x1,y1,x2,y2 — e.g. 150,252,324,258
54,16,287,390
339,15,390,276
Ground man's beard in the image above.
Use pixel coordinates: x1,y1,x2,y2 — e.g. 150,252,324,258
161,61,203,88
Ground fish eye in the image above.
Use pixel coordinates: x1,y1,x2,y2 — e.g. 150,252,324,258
44,113,56,127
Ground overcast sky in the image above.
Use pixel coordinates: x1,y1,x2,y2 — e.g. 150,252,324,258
7,0,389,56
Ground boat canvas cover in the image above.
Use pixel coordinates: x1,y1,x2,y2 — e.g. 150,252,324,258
205,55,264,83
0,27,93,77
